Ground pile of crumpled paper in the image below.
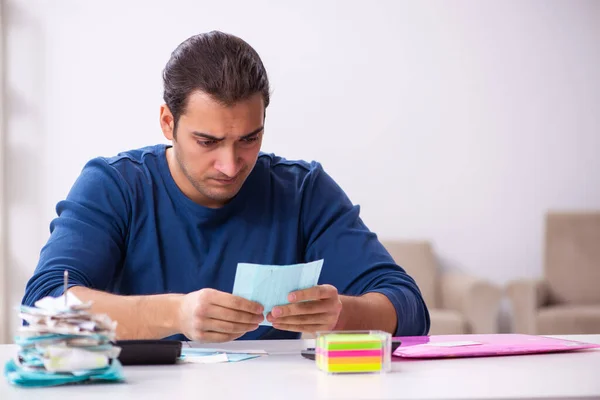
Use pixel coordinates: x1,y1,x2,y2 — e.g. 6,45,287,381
4,291,124,388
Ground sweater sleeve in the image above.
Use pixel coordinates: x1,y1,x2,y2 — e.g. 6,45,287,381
22,158,131,306
300,163,430,336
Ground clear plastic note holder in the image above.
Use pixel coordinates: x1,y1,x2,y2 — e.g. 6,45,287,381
315,330,392,374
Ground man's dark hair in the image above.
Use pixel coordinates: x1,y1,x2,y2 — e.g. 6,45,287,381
162,31,270,133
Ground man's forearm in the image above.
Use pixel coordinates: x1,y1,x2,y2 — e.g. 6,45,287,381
69,286,183,340
335,292,397,334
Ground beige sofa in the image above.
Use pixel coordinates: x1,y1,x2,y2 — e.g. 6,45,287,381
382,240,502,334
506,212,600,335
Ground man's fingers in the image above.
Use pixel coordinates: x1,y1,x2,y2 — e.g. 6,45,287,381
271,297,337,318
201,317,260,334
288,284,337,303
203,289,264,315
268,312,335,326
205,304,265,325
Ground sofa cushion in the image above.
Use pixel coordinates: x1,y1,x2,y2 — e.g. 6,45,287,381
537,305,600,334
545,212,600,304
381,241,438,308
428,309,467,335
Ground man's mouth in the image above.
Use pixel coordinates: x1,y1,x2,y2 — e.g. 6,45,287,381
212,176,237,185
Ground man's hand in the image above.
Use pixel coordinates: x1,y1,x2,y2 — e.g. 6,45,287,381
179,288,265,343
266,284,342,334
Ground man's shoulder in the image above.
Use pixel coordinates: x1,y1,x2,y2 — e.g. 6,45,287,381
99,144,167,168
75,144,167,193
250,153,341,202
255,152,323,179
83,144,166,176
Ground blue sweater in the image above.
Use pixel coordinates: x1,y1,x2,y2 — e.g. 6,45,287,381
23,144,430,340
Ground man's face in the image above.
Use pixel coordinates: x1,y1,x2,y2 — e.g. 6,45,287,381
160,91,264,208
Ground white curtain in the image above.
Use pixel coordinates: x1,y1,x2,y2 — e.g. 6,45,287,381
0,0,7,344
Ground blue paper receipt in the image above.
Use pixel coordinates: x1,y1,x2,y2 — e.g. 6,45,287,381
232,260,324,325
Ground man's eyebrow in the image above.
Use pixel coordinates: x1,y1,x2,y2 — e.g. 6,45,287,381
191,132,223,141
191,126,264,141
240,126,264,139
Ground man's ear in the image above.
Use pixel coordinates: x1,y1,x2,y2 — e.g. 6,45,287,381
160,104,176,140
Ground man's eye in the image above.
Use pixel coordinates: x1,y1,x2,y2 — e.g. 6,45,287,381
242,136,259,143
197,140,217,147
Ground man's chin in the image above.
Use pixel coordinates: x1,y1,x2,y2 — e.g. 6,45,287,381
203,186,242,205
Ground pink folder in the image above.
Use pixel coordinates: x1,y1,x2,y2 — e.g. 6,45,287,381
392,334,600,359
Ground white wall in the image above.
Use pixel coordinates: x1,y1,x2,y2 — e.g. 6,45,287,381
3,0,600,340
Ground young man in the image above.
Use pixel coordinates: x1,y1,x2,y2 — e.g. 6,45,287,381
22,31,430,342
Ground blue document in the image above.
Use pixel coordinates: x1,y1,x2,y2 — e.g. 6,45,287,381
4,359,124,388
232,259,324,325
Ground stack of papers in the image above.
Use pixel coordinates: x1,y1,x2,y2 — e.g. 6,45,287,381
4,292,125,388
180,348,267,364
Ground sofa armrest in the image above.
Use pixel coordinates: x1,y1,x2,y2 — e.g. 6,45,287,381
505,279,548,334
440,273,503,334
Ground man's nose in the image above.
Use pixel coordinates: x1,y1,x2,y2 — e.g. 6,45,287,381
214,147,242,177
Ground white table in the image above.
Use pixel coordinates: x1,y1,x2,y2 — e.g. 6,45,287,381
1,335,599,399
